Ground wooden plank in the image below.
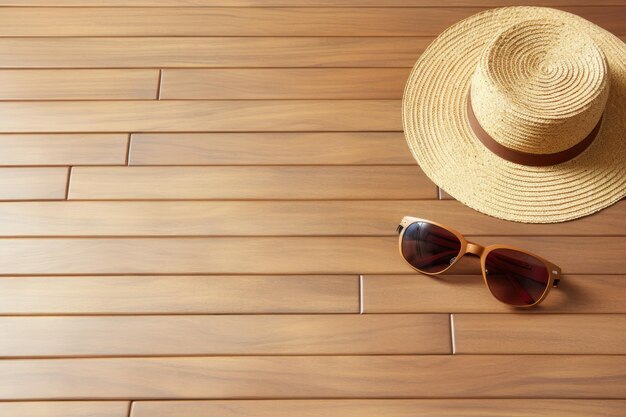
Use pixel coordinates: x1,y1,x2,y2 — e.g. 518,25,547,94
0,168,67,200
2,8,625,37
3,1,625,6
0,8,477,37
0,8,622,36
0,70,158,100
0,134,127,165
68,166,434,200
453,314,626,354
363,275,626,313
132,399,626,417
160,69,409,100
0,275,358,314
0,200,624,237
0,38,428,68
0,100,400,133
0,314,450,357
1,356,624,399
129,133,413,165
0,236,623,275
0,402,129,417
0,237,407,275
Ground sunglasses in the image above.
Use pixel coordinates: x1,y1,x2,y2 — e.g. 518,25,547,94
397,217,562,307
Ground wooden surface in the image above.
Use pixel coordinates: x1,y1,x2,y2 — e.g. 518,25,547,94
0,2,624,416
131,400,626,417
453,314,626,354
129,132,414,164
0,7,624,36
0,402,129,417
0,314,451,356
0,70,158,100
0,275,359,314
2,356,625,399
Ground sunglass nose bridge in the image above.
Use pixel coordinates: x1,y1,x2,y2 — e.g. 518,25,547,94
466,242,485,257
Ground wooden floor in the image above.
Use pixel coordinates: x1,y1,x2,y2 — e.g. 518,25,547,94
0,1,625,416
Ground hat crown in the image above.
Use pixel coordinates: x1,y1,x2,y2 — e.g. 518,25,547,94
470,20,609,155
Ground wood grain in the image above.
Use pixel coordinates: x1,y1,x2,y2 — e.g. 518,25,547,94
131,399,626,417
0,314,450,357
0,402,129,417
0,200,624,237
0,38,428,68
0,100,400,133
0,1,624,406
0,8,623,36
68,166,434,200
160,69,409,100
0,70,158,100
0,237,624,275
0,237,409,275
1,356,624,399
453,314,626,354
129,133,413,165
0,275,358,314
0,134,127,166
363,275,626,313
0,168,67,200
0,7,474,37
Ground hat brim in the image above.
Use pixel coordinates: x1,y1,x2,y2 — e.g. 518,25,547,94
402,6,626,223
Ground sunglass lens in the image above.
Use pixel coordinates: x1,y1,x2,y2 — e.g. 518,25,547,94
484,249,550,306
401,221,462,273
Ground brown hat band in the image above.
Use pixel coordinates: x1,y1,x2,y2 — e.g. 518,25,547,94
466,93,602,166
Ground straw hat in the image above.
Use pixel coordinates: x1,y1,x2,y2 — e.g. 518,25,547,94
403,7,625,223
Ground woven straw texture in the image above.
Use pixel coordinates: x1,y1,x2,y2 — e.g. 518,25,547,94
403,6,626,223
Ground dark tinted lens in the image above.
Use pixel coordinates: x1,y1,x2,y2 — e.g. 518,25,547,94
401,221,462,273
484,249,549,306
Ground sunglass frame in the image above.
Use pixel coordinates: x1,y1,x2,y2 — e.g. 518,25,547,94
397,216,562,307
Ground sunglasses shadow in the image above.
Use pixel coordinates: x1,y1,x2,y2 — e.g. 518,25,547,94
532,274,579,311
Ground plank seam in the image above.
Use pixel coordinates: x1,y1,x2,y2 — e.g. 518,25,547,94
450,314,456,354
0,67,414,70
2,311,626,317
359,274,364,314
3,354,626,360
64,166,72,200
0,234,623,238
156,69,163,100
0,130,405,134
0,33,623,38
124,133,131,165
6,354,625,359
64,199,441,202
0,35,438,39
0,5,624,8
62,164,420,167
1,272,622,277
1,397,622,401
